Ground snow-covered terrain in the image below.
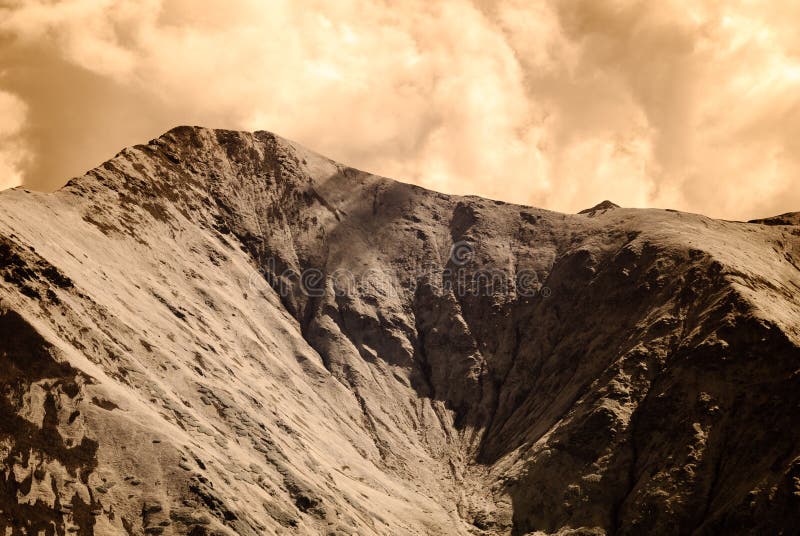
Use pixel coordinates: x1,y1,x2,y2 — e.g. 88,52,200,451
1,127,798,535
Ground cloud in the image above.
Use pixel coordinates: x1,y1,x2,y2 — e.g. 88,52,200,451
0,90,29,191
0,0,798,219
486,0,800,217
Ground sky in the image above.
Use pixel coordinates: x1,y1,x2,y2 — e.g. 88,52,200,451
0,0,798,220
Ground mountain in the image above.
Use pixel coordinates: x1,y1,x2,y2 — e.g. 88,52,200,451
577,200,619,216
749,212,800,227
1,126,798,535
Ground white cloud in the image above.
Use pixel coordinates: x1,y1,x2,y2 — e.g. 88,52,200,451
0,90,28,191
0,0,798,218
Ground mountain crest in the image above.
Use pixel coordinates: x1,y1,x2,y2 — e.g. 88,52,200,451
578,199,620,216
0,128,798,535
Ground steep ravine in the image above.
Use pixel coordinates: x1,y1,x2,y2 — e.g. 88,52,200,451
0,126,798,535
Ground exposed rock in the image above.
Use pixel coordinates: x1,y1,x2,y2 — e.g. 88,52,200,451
578,200,620,216
748,211,800,226
0,126,798,534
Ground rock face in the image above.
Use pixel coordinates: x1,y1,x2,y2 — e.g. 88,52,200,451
0,126,798,535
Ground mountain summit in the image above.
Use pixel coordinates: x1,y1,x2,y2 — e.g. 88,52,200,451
578,199,620,215
1,127,799,535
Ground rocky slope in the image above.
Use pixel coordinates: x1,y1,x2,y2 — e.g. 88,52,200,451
0,126,798,535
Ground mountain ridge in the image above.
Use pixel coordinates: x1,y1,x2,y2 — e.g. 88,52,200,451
1,126,799,535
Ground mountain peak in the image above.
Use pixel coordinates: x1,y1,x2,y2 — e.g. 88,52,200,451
578,199,620,215
0,128,798,534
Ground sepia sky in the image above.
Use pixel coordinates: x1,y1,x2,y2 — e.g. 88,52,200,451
1,0,799,220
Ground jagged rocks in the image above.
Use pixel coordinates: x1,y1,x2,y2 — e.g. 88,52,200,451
0,127,798,534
